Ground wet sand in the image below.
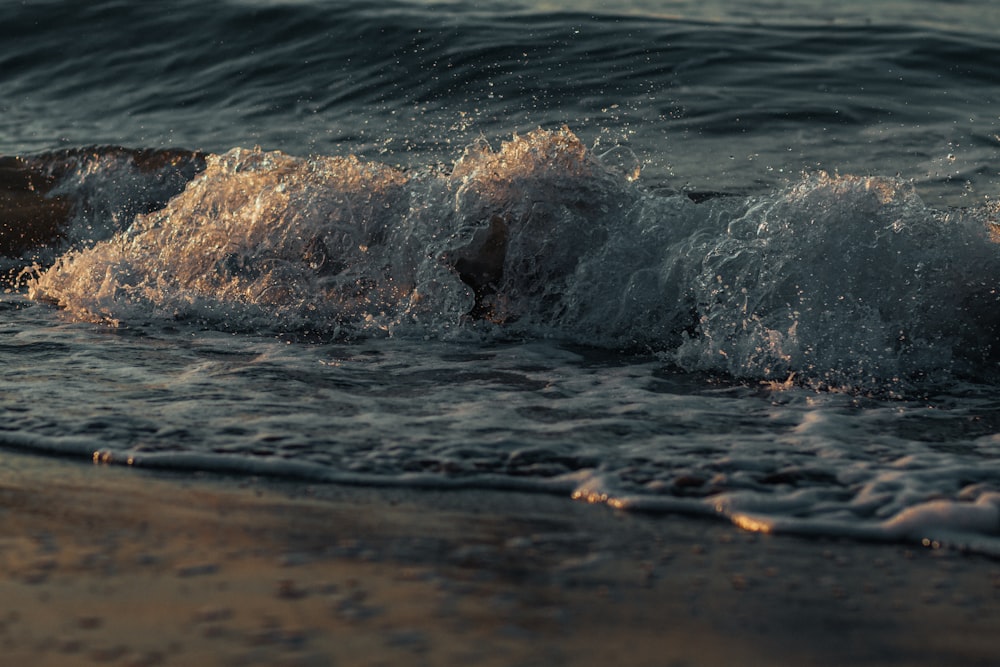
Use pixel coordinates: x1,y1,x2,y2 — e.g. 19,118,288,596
0,451,997,667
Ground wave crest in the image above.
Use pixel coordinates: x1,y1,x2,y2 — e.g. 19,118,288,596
676,172,1000,387
23,128,1000,388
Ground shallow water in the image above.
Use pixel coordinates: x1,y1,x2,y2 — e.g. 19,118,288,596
1,0,999,555
4,291,999,555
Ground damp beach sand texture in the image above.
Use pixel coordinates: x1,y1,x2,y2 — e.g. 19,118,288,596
0,454,997,667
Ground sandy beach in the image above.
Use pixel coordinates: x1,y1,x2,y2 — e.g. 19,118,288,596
0,451,997,667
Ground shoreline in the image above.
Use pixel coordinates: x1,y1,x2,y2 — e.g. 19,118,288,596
1,451,997,667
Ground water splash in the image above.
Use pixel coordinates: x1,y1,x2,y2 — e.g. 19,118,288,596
24,129,1000,389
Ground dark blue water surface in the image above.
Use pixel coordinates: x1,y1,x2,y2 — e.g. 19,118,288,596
2,0,997,202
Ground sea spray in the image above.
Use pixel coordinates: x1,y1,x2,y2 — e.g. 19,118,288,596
25,129,1000,389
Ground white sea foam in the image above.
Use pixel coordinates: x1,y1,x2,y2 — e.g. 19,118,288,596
27,129,1000,390
4,291,1000,556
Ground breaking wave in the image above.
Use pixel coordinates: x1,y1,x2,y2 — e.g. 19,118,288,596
17,128,1000,390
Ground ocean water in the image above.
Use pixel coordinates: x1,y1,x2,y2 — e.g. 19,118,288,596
2,0,999,555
